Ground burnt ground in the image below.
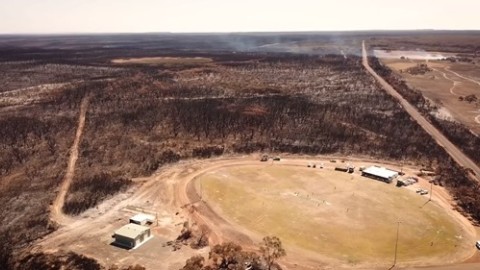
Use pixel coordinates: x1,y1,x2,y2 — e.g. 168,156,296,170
2,31,480,269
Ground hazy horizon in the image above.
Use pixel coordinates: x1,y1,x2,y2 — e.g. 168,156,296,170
2,0,480,34
3,29,480,36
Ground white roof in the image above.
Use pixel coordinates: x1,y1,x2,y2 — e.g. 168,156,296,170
130,213,155,222
363,166,398,179
114,223,149,239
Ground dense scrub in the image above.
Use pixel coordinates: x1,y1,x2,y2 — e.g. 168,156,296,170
17,252,103,270
61,54,453,217
430,118,480,163
0,61,125,93
63,172,132,215
7,251,145,270
83,55,446,163
0,113,76,247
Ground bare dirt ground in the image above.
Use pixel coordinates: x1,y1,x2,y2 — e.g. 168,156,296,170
35,154,480,270
379,57,480,135
373,50,456,61
50,96,90,225
363,41,480,180
0,82,68,109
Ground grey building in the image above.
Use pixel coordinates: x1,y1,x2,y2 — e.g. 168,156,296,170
113,223,151,249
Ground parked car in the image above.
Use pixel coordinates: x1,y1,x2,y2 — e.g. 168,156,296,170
420,190,429,195
476,241,480,249
273,156,281,161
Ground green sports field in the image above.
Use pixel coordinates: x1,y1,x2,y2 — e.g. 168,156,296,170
199,164,471,264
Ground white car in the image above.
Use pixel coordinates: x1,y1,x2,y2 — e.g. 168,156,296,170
476,241,480,249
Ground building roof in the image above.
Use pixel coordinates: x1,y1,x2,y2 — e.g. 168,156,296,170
130,213,155,223
114,223,150,239
363,166,398,179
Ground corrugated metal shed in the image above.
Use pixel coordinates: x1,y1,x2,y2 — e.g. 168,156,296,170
362,166,398,180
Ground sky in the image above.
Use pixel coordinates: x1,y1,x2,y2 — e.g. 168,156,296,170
1,0,479,34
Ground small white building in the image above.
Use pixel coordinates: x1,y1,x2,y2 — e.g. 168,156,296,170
361,166,398,183
129,213,155,226
113,223,152,249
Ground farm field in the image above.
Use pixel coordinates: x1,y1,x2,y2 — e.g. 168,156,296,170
197,162,474,267
379,57,480,135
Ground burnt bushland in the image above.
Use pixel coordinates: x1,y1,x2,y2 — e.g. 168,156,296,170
2,48,480,269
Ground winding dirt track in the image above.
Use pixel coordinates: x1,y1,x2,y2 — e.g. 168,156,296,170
50,96,90,225
445,67,480,87
431,67,461,96
362,41,480,180
443,66,480,126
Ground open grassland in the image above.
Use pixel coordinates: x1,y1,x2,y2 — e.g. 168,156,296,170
199,164,471,265
380,58,480,135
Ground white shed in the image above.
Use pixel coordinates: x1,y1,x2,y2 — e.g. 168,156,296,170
361,166,399,183
129,213,155,225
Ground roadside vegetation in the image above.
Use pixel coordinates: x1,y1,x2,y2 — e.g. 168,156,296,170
368,56,480,164
369,56,480,223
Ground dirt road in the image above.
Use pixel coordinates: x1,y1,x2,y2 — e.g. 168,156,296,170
50,96,90,225
362,41,480,180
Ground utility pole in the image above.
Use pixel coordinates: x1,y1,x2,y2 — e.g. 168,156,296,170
393,221,402,268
